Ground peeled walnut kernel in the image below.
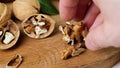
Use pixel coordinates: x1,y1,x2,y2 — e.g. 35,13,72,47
81,27,88,38
35,26,47,35
59,21,88,60
22,14,55,39
3,32,15,44
61,46,86,60
61,46,73,60
59,21,88,46
38,22,45,26
25,26,34,34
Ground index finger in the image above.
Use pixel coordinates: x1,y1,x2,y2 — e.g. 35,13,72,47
59,0,79,21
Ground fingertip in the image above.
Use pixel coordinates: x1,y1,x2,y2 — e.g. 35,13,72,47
59,0,79,8
59,0,79,21
85,23,109,51
59,6,75,21
85,34,102,51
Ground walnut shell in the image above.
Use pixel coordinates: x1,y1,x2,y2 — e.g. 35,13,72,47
22,14,55,39
13,0,40,21
0,3,11,25
6,54,22,68
0,20,20,49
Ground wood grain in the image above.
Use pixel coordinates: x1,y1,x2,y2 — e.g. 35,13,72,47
0,15,119,68
0,0,120,68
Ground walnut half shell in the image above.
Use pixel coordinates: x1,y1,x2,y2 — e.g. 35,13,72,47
0,3,11,25
22,14,55,39
0,20,20,49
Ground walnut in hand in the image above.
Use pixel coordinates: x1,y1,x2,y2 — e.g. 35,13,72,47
59,21,88,59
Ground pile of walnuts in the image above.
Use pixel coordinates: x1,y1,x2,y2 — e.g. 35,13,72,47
0,0,56,49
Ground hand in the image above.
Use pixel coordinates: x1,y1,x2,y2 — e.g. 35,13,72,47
59,0,120,50
85,0,120,50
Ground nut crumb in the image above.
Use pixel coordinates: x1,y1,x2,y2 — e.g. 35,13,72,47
61,46,73,60
71,48,86,57
61,46,86,60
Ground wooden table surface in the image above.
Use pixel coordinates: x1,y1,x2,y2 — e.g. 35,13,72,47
0,0,120,68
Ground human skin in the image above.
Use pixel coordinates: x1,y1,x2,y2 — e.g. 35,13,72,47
59,0,120,50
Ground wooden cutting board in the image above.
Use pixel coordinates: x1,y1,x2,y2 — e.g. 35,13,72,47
0,15,120,68
0,0,120,68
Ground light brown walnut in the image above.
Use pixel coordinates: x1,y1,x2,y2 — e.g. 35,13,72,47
13,0,40,21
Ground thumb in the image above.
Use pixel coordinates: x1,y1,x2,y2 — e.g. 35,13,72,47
85,24,108,51
85,14,112,51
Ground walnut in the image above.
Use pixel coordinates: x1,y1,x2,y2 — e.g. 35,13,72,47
59,21,88,60
59,21,88,46
13,0,40,21
22,14,55,39
0,3,11,25
0,20,20,49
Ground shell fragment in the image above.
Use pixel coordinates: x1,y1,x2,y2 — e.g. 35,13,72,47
6,54,23,68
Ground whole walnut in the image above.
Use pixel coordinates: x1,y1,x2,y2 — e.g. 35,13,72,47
13,0,40,21
0,3,11,26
